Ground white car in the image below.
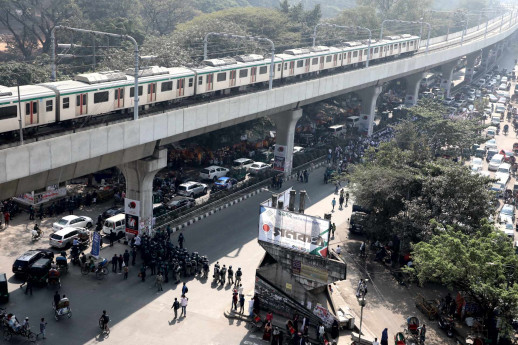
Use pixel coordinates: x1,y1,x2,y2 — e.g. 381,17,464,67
476,79,486,87
499,204,515,224
52,215,93,232
199,166,229,181
249,162,271,175
232,158,255,171
176,181,208,198
470,157,483,172
497,222,514,238
485,139,498,150
499,83,508,91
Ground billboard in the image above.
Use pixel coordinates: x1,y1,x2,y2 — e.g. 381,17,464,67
124,198,140,235
258,206,330,257
273,144,287,172
261,187,292,210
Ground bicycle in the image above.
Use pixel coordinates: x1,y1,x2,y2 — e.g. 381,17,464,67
81,264,109,280
99,317,110,334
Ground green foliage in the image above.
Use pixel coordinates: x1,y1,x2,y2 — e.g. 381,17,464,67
410,228,518,320
0,62,51,86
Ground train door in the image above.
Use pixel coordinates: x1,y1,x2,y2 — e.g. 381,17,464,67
114,88,124,109
75,93,87,116
319,57,324,70
206,74,213,91
358,50,363,62
251,67,257,83
289,62,294,76
389,45,393,56
333,54,338,67
148,83,157,102
177,79,184,97
229,70,236,87
25,101,39,125
406,42,410,52
347,52,351,64
305,59,310,73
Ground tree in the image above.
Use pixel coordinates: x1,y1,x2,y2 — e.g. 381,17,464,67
140,0,200,35
0,61,51,86
410,227,518,340
331,6,381,31
0,0,80,59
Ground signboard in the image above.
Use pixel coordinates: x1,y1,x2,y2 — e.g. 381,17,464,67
258,206,330,257
125,198,140,235
313,304,337,328
261,187,292,210
91,231,101,258
273,144,287,172
15,187,67,205
299,263,329,283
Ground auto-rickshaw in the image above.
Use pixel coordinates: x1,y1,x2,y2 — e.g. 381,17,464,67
475,147,486,158
0,273,8,302
28,258,52,286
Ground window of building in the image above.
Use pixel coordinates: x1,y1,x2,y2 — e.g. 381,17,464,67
259,66,267,74
188,78,193,87
46,100,53,112
296,60,304,68
161,81,173,92
130,86,143,97
326,55,332,62
0,105,17,120
94,91,109,104
239,69,248,78
217,72,226,82
63,97,70,109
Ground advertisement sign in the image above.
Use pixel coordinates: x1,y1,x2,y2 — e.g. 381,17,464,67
15,187,67,205
313,304,337,328
91,231,101,258
258,206,330,257
261,187,292,210
125,198,140,235
273,145,287,172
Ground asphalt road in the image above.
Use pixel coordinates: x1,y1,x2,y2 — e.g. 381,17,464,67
0,167,334,345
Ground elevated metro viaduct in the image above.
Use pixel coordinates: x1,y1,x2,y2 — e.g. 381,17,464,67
0,13,516,228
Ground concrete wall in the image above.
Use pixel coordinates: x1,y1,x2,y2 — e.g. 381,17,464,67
0,18,516,197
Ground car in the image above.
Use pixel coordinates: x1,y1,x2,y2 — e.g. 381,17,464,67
249,162,271,175
499,204,515,224
52,215,93,232
497,222,514,238
177,181,208,198
501,76,508,83
293,146,305,154
442,97,455,105
467,88,476,96
212,177,238,191
485,139,498,150
12,249,54,276
454,100,465,108
467,95,476,102
102,206,124,220
232,158,255,171
470,157,483,171
165,196,195,210
50,227,89,249
476,79,486,87
199,166,229,181
499,83,508,91
488,94,498,102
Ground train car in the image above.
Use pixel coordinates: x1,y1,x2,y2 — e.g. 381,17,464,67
192,55,283,96
41,71,131,121
276,46,342,78
381,34,420,59
337,41,366,67
0,85,56,132
124,66,196,107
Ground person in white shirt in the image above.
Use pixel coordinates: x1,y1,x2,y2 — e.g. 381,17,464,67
336,245,341,255
180,295,188,317
373,337,380,345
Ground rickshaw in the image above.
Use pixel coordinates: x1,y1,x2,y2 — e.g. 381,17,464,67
53,297,72,321
81,256,109,280
395,332,406,345
55,253,68,275
404,316,420,344
0,273,8,302
47,266,61,289
1,313,36,341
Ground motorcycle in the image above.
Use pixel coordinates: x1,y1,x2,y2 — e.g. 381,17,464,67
31,229,42,241
438,315,454,337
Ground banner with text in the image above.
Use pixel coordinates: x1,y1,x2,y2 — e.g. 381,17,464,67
258,206,330,257
124,198,140,235
273,145,287,172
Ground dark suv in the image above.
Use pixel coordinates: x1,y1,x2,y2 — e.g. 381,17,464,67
12,249,54,276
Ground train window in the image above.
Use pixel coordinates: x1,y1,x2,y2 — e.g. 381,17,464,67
410,41,414,46
363,50,367,56
161,81,172,92
339,55,342,60
94,91,109,104
25,102,37,115
312,58,318,65
176,79,184,88
76,95,87,106
326,56,332,63
259,66,267,74
296,60,303,68
353,51,358,57
402,42,406,47
188,78,193,87
130,86,143,97
284,63,288,70
198,76,203,85
239,69,248,78
25,103,30,115
46,100,53,112
374,48,379,54
393,44,397,49
0,105,17,120
277,64,281,72
63,97,70,109
217,72,227,82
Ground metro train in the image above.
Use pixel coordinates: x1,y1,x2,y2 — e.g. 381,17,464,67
0,34,420,135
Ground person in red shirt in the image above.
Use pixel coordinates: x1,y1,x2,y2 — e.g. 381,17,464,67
4,212,10,227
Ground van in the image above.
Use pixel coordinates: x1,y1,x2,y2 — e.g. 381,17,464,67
49,227,84,249
345,116,360,128
486,126,497,138
489,154,505,171
491,115,501,126
495,103,506,114
328,125,346,136
102,214,126,237
232,158,255,170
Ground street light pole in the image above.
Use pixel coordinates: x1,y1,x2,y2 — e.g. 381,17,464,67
358,294,366,345
203,33,276,90
50,25,140,120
